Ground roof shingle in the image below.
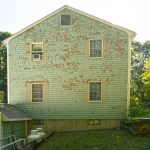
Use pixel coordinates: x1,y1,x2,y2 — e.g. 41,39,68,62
0,103,31,121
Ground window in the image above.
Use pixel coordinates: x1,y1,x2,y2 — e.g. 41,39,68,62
89,82,101,101
90,40,102,57
61,14,72,25
32,43,43,61
32,120,45,125
26,81,49,103
88,120,101,125
32,84,43,102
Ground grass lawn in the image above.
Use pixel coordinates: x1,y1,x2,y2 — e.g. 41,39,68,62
36,129,150,150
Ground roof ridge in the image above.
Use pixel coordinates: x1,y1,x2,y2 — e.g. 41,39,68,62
3,5,136,45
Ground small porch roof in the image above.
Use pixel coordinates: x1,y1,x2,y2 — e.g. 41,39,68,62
0,103,32,121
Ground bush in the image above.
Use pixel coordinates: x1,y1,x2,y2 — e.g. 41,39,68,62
130,103,149,117
124,119,150,136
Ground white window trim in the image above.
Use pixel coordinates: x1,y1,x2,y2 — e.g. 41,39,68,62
89,39,103,58
31,42,44,61
60,13,73,25
31,82,44,103
88,81,102,103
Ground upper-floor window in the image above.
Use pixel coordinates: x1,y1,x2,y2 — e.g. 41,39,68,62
61,14,72,25
89,82,101,102
26,80,49,103
32,83,43,102
32,42,43,61
90,39,103,57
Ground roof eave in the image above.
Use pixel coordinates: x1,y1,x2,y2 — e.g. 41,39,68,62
1,114,32,121
3,118,32,121
2,37,11,45
2,5,68,45
2,5,136,45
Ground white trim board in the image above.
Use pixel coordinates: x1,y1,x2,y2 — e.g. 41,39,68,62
7,44,10,104
3,5,136,45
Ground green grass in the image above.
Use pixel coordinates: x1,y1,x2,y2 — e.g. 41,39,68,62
36,129,150,150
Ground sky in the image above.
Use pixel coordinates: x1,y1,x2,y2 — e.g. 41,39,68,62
0,0,150,42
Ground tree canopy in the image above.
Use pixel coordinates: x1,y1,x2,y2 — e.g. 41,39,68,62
131,41,150,103
0,31,11,101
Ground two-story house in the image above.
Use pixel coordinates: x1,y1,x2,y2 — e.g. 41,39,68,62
3,5,136,132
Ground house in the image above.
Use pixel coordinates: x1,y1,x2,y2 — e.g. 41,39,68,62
3,5,136,133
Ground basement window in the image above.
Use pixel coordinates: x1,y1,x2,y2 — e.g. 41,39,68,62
90,39,103,57
32,83,43,102
88,120,101,125
32,120,45,125
32,42,43,61
61,14,72,25
89,82,101,102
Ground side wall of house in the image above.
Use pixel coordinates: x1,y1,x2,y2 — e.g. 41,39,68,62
8,8,129,121
28,119,121,133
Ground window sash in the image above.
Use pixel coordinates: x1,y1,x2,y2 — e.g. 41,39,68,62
31,43,43,60
89,82,101,101
32,84,43,102
61,14,72,25
90,40,102,57
90,49,101,57
90,40,102,49
32,43,43,52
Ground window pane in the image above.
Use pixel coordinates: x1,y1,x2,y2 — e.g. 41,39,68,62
89,82,101,101
61,14,71,25
32,44,42,52
37,93,43,99
90,92,94,100
32,93,38,98
32,84,43,92
90,49,101,57
90,40,102,49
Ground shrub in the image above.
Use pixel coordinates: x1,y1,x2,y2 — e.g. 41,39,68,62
130,104,149,117
124,119,150,136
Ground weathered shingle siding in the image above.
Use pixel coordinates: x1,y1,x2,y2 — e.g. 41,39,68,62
8,9,129,119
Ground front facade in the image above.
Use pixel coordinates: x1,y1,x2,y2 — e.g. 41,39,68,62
4,6,135,132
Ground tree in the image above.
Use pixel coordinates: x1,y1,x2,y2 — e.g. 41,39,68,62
131,41,150,103
0,31,11,101
142,58,150,101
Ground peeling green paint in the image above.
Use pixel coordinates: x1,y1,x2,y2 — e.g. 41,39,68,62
8,8,129,120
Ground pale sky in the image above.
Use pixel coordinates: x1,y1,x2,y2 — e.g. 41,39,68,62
0,0,150,42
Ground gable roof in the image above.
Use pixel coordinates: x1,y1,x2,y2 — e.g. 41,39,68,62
0,103,32,121
3,5,136,45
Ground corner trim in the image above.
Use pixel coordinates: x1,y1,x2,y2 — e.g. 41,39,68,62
7,44,10,104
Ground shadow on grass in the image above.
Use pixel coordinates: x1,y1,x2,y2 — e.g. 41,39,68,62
35,129,150,150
